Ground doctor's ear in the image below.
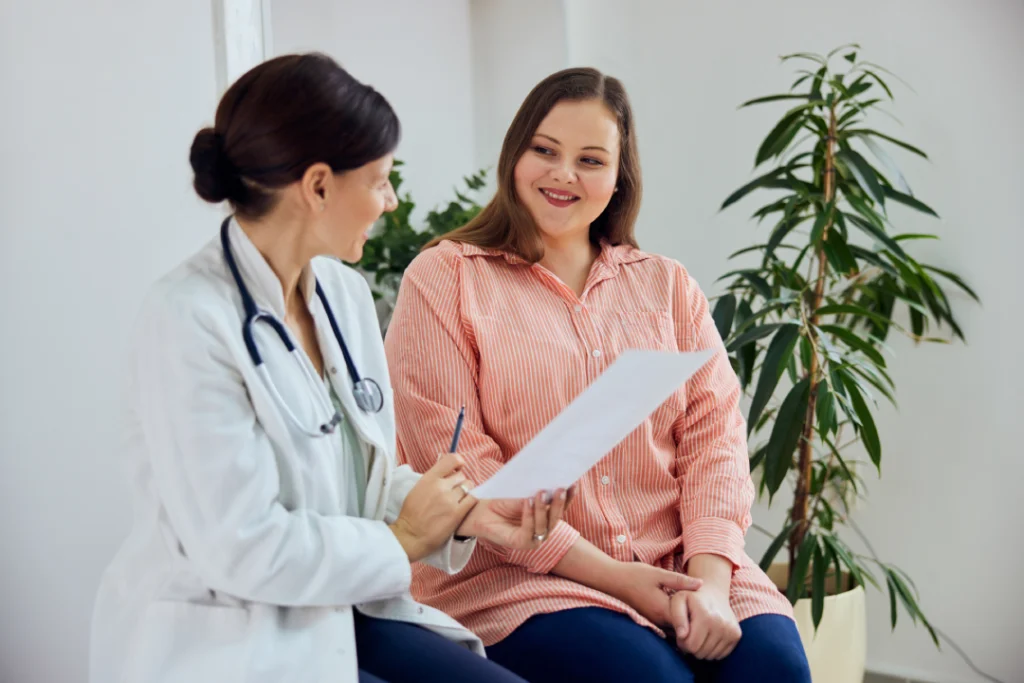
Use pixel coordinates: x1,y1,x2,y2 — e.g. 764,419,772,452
301,163,334,212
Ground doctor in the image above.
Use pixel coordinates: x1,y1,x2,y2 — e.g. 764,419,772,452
89,53,567,683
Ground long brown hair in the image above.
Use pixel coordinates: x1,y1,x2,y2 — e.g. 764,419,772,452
427,67,641,262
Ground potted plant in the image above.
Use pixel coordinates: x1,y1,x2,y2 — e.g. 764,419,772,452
716,45,979,682
359,160,487,332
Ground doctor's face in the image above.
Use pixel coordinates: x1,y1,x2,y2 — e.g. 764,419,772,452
315,155,398,263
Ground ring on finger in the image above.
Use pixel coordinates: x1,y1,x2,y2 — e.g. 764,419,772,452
458,483,471,497
532,531,547,542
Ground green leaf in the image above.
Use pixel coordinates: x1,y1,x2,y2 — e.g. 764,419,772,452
764,213,812,261
922,265,980,302
712,293,737,341
817,385,836,437
740,93,814,108
887,573,899,628
857,134,912,194
827,42,862,59
747,325,802,435
756,107,813,166
849,362,898,407
823,231,858,275
787,531,817,603
839,371,882,471
781,51,827,66
727,321,789,353
843,51,858,63
720,269,774,300
721,168,789,210
728,243,801,259
817,324,886,367
736,300,757,388
860,69,895,99
843,212,909,260
823,436,858,494
812,542,827,627
816,303,893,329
838,149,886,209
882,186,939,217
758,521,797,572
810,66,827,108
893,233,939,242
808,208,831,245
764,377,810,496
843,129,928,159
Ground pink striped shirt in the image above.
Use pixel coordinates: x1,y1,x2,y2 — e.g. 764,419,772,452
384,239,793,645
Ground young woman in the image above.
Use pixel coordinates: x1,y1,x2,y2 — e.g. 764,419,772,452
88,53,566,683
384,67,811,683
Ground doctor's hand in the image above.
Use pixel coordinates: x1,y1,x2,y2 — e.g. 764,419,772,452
389,453,476,563
457,488,573,551
670,585,741,660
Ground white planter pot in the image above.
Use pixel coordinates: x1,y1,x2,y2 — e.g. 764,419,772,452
767,563,867,683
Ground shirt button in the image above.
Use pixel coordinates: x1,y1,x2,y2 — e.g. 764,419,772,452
574,304,583,312
600,475,610,485
417,607,424,614
616,534,627,544
329,367,338,375
592,349,602,358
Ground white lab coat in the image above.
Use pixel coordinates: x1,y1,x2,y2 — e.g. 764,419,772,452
89,219,483,683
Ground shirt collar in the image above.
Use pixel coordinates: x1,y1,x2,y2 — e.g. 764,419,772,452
227,216,318,317
457,238,651,270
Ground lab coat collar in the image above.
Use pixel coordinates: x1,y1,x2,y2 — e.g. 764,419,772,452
227,216,318,318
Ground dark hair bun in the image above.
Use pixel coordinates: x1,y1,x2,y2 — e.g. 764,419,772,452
189,127,234,203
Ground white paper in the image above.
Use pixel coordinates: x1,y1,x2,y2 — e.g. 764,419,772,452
471,349,714,500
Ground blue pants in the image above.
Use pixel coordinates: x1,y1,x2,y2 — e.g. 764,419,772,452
485,607,811,683
353,610,527,683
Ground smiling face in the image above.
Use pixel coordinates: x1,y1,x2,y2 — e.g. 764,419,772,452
512,99,620,247
305,155,398,263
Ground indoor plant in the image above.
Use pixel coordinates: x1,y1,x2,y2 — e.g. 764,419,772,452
359,160,487,332
716,45,978,678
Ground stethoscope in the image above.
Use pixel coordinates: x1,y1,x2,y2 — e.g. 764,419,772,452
220,217,384,438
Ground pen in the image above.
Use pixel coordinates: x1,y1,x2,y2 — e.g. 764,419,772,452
449,405,466,453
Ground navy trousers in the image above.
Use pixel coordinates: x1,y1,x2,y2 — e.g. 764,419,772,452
353,611,527,683
485,607,811,683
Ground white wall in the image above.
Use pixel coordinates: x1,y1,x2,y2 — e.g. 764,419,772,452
469,0,570,177
271,0,477,224
0,2,223,681
555,1,1020,681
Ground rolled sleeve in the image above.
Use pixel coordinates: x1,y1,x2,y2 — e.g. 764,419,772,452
672,265,755,571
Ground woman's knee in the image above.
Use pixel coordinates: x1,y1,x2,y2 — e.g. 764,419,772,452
719,614,810,683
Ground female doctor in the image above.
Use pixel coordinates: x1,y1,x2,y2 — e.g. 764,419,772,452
88,53,567,683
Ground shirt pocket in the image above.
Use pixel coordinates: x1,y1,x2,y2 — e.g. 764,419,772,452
607,310,686,413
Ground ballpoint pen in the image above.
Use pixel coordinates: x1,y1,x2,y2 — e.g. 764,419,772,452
449,405,466,453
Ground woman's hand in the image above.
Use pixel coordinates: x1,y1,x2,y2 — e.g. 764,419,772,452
607,563,703,627
670,585,741,660
389,453,476,562
457,488,573,550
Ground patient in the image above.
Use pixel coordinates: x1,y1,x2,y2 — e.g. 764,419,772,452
383,67,811,683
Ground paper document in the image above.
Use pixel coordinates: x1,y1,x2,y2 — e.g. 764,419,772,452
471,349,714,500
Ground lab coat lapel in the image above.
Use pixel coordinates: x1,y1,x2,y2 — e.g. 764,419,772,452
312,303,388,456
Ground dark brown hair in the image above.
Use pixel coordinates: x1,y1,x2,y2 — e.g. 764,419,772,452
189,53,400,220
428,67,641,261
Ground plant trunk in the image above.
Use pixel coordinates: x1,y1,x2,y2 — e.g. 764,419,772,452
788,105,838,573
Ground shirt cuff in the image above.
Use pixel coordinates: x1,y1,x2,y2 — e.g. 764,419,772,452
681,517,746,570
504,521,580,574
